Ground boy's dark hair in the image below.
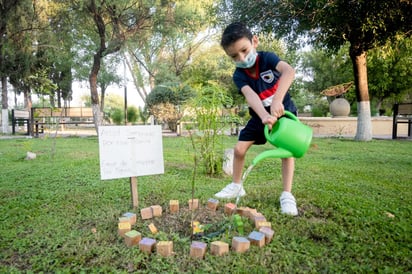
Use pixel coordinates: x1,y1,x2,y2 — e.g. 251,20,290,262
220,22,253,49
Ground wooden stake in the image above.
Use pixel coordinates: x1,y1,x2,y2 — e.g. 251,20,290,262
130,177,138,208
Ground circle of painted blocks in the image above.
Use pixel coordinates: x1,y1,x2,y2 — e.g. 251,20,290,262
169,200,179,213
151,205,162,217
248,231,266,247
210,241,229,256
124,230,141,247
157,241,173,257
259,227,275,244
122,212,137,225
207,198,219,211
190,241,207,259
140,207,153,220
139,237,157,254
232,236,250,253
188,199,199,210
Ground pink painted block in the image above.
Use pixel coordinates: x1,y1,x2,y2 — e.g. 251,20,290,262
259,227,275,244
224,203,236,215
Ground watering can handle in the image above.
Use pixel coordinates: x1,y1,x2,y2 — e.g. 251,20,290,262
264,110,299,139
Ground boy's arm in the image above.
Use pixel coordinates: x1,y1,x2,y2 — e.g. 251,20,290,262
270,61,295,118
240,86,278,128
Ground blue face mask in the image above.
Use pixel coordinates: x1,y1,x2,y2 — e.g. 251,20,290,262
235,49,257,69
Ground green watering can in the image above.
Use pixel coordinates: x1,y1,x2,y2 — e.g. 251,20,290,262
252,111,313,165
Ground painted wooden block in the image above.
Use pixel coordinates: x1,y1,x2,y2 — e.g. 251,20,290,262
148,223,158,234
140,207,153,220
210,241,229,256
151,205,163,217
118,222,131,237
259,227,275,244
124,230,141,247
207,198,219,211
236,206,252,217
245,208,258,219
256,221,272,230
169,200,179,213
248,231,266,247
157,241,173,257
139,237,157,254
188,199,199,210
122,212,137,225
224,203,236,215
249,211,266,223
232,236,250,253
190,241,207,259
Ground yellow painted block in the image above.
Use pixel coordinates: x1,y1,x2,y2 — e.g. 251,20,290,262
148,223,158,234
157,241,173,257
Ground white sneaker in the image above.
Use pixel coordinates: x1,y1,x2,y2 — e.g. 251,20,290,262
280,191,298,216
214,183,246,199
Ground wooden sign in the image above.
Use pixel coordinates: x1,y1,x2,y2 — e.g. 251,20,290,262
98,125,164,180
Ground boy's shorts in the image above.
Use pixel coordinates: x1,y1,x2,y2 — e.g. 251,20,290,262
239,109,297,145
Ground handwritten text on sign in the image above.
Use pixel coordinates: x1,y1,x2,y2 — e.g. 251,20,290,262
98,125,164,180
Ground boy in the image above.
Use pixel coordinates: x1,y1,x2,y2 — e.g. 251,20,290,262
214,22,298,216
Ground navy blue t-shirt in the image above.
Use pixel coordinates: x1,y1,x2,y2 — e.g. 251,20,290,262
233,51,297,118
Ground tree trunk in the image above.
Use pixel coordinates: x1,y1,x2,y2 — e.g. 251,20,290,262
89,53,103,132
350,49,373,141
1,76,9,133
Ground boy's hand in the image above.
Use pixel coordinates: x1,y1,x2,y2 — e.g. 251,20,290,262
271,100,285,118
262,115,277,130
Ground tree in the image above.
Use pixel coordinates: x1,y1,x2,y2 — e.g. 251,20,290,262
72,0,155,131
216,0,412,140
367,36,412,114
125,0,215,104
299,45,355,115
0,0,31,133
145,82,192,131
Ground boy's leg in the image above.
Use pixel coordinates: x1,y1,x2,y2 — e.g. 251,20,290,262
215,140,254,199
232,140,254,183
279,157,298,216
281,157,294,192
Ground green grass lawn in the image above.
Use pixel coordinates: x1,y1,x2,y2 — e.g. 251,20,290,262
0,135,411,273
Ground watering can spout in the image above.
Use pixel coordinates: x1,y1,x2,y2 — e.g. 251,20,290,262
252,111,313,165
252,148,294,165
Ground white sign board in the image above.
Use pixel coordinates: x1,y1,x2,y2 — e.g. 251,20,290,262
98,125,164,180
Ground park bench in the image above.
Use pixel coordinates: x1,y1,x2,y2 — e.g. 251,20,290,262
31,107,94,137
11,109,31,135
392,103,412,139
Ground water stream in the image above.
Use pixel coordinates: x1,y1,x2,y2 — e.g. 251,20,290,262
228,164,255,236
234,164,255,208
